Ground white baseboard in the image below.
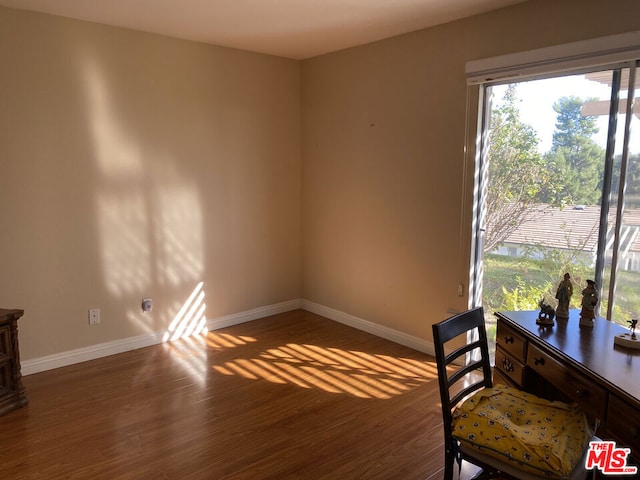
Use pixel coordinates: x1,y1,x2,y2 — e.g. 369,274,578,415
21,331,166,376
21,299,302,376
21,298,433,376
206,299,302,330
301,300,434,356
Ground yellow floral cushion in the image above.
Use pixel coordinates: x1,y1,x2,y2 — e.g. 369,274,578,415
452,384,590,478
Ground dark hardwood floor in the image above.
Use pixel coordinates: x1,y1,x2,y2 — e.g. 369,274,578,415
0,309,449,479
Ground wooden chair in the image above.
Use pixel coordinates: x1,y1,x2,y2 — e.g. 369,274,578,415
432,307,592,480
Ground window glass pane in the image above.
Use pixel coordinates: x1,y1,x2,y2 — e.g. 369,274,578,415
602,67,640,325
481,71,614,353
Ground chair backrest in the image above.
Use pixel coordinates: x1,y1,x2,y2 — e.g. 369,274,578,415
432,307,493,435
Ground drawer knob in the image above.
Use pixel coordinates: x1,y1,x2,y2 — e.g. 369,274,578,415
576,389,586,398
501,357,515,372
534,357,545,366
504,336,514,344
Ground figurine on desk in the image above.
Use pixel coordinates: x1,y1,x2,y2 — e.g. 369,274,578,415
579,279,598,327
614,319,640,349
537,299,556,326
555,272,573,319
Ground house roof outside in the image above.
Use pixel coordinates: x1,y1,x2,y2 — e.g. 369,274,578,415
499,203,640,255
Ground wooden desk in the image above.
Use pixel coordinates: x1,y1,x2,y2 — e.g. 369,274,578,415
494,309,640,462
0,308,28,416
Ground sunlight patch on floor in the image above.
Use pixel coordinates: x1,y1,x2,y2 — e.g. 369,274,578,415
212,342,438,399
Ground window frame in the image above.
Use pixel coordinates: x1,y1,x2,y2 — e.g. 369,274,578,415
465,35,640,321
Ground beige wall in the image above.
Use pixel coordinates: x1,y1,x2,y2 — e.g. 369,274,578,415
2,0,640,363
301,0,640,341
0,7,301,360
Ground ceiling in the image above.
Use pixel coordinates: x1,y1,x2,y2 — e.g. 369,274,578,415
0,0,527,59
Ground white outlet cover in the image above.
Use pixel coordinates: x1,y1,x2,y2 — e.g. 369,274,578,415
89,308,100,324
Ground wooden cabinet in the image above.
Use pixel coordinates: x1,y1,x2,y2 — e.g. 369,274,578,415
0,309,28,416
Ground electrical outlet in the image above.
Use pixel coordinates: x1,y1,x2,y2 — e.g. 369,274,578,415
89,308,100,325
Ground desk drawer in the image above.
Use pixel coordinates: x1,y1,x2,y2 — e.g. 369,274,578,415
494,346,525,387
527,343,607,420
607,395,640,456
496,321,526,362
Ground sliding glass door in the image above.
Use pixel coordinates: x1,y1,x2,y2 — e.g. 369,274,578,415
473,61,639,351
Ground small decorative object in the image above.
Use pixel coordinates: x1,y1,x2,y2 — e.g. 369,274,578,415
579,279,598,327
537,299,555,326
555,273,573,319
614,319,640,350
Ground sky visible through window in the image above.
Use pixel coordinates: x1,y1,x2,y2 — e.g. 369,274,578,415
491,74,638,154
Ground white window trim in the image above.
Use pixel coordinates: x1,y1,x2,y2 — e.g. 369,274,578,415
466,30,640,85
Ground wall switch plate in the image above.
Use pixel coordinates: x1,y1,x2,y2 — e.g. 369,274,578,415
89,308,100,325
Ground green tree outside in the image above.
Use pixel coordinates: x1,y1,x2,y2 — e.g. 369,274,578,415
483,85,550,254
542,96,605,207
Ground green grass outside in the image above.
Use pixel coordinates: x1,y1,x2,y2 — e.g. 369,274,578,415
483,253,640,327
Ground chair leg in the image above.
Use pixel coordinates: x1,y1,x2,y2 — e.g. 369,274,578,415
444,448,455,480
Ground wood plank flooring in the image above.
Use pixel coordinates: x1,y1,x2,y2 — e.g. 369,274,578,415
0,309,449,480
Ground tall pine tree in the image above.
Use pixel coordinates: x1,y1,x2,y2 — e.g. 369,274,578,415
543,96,604,206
